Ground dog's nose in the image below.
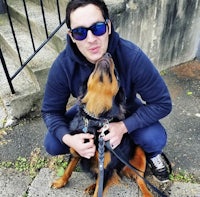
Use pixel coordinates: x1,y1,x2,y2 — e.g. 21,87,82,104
104,53,112,58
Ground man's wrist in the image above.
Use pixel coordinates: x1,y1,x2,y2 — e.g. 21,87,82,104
120,121,128,134
62,134,71,146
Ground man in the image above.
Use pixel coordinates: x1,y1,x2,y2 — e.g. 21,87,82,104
42,0,172,183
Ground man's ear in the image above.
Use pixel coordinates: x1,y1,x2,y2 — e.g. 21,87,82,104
107,20,112,35
67,30,76,43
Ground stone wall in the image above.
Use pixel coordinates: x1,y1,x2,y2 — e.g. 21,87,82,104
107,0,200,70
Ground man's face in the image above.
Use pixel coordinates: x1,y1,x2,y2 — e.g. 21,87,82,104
68,4,111,64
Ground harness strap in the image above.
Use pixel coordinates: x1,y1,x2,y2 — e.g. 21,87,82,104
105,141,168,197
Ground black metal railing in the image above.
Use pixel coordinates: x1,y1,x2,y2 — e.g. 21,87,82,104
0,0,66,94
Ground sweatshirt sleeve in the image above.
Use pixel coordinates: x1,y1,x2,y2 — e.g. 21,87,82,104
41,55,72,143
123,48,172,133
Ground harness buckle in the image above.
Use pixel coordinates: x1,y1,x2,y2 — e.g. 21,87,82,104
82,117,89,133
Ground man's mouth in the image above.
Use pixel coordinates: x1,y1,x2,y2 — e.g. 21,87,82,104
89,46,100,53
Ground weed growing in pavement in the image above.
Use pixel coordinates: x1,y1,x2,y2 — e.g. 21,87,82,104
14,157,30,172
170,170,199,183
0,161,13,168
48,154,81,177
0,147,82,179
0,150,48,178
22,193,28,197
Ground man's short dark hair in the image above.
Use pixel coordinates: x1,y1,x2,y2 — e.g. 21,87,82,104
66,0,109,29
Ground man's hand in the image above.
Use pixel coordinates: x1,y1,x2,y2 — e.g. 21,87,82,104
62,133,96,159
98,121,128,149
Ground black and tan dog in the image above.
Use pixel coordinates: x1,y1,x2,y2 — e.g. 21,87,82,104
51,53,153,197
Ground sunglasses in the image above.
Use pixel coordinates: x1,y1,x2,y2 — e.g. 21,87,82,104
70,19,109,41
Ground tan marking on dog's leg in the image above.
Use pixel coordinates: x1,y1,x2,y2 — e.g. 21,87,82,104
103,152,111,168
122,147,153,197
85,183,96,195
92,177,100,197
51,150,80,189
92,175,120,197
103,171,121,196
92,170,120,197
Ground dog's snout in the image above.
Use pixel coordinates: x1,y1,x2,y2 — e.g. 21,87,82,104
99,59,109,70
104,53,112,59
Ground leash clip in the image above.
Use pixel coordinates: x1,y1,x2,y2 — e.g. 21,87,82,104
99,122,109,138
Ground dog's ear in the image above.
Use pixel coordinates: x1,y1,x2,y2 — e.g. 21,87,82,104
100,87,126,120
79,78,89,99
115,87,126,106
113,87,126,120
69,113,85,132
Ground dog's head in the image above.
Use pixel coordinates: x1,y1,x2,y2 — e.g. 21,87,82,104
81,53,119,118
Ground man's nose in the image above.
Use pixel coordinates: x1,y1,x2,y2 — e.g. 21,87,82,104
87,30,96,42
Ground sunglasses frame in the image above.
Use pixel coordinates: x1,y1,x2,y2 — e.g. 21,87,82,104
70,19,109,41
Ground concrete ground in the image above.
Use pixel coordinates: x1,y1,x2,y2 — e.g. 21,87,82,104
0,60,200,196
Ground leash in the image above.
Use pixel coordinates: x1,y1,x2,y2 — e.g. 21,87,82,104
98,136,105,197
97,123,109,197
105,140,168,197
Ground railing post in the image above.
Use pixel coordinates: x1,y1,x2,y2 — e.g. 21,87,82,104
0,0,6,14
0,48,15,94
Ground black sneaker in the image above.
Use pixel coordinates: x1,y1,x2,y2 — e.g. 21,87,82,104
148,154,170,183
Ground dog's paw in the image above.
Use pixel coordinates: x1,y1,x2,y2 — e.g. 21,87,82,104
51,178,67,189
84,183,96,195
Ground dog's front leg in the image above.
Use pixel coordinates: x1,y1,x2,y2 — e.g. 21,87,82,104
122,147,153,197
51,153,80,189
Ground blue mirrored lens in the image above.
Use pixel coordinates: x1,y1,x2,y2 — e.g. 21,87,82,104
90,22,106,36
72,28,87,40
71,21,107,41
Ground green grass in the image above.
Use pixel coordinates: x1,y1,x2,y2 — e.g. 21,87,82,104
0,147,82,179
170,170,199,183
0,148,49,178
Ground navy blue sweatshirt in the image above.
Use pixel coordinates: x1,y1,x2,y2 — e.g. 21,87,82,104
42,27,172,143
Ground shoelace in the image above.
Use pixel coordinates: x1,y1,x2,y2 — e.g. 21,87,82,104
151,154,165,170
